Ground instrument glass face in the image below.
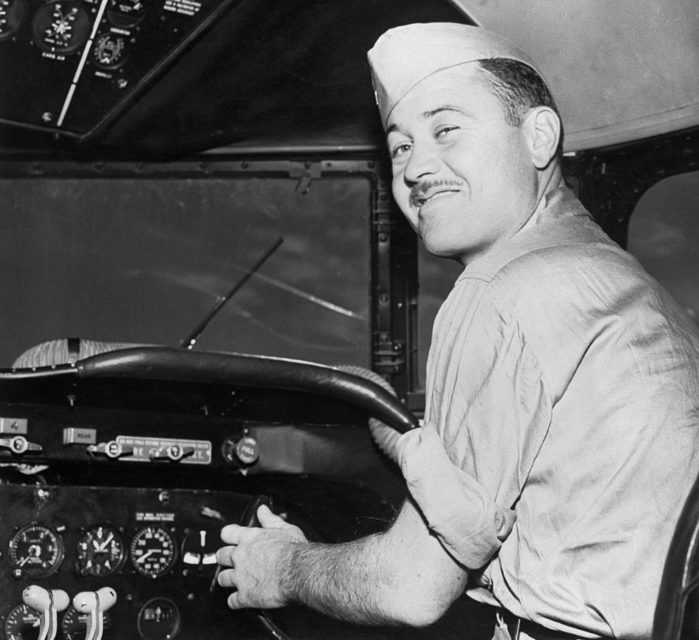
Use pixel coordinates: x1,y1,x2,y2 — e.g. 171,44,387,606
75,524,126,577
129,526,177,578
31,0,91,54
4,603,41,640
60,606,111,640
9,523,64,578
137,597,181,640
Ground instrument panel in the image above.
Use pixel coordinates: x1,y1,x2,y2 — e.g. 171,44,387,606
0,483,271,639
0,477,410,640
0,0,237,136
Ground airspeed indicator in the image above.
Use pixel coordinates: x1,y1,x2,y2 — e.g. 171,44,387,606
130,525,177,578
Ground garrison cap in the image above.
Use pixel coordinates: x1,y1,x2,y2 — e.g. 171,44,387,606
367,22,546,127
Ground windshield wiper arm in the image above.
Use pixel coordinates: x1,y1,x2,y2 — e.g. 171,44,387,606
180,236,284,350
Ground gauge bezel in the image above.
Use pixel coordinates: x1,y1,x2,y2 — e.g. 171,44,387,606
75,523,127,577
61,605,111,640
4,603,43,640
0,0,28,41
92,32,129,70
8,522,65,579
129,524,178,579
107,0,146,29
31,0,91,55
137,597,181,640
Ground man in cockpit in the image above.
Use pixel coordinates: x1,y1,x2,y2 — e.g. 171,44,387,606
216,23,699,640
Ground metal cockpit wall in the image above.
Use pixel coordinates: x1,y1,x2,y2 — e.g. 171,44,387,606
0,153,420,403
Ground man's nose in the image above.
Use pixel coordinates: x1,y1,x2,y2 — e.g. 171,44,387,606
403,144,440,184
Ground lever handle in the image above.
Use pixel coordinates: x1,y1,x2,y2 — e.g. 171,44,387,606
22,585,69,640
86,440,133,459
0,435,42,454
73,587,117,640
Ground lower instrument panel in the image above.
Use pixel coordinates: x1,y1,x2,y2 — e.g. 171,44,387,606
1,483,275,639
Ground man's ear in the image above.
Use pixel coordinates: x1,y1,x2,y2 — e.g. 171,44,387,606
523,107,561,169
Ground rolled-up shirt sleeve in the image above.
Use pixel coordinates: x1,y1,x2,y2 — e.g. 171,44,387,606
403,275,556,569
397,423,516,568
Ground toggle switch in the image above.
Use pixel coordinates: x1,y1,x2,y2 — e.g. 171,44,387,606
86,441,133,459
22,585,69,640
0,435,42,455
149,444,195,462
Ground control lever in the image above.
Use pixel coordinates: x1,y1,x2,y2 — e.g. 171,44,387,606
73,587,117,640
149,444,195,462
86,441,133,459
22,585,69,640
0,435,42,454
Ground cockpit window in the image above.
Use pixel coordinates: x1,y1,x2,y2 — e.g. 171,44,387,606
0,176,370,368
627,170,699,325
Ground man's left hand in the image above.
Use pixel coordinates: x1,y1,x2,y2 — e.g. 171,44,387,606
216,504,307,610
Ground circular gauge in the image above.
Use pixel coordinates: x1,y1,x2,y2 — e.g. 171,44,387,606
130,526,177,578
137,597,181,640
9,523,64,578
61,605,111,640
0,0,27,41
32,0,90,54
92,33,127,69
4,603,41,640
75,524,125,577
180,528,219,573
107,0,145,28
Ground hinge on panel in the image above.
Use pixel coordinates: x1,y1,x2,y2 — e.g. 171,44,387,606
373,332,405,374
289,162,322,194
372,176,394,214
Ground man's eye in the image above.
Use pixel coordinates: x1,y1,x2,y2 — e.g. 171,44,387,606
435,126,458,138
391,143,412,159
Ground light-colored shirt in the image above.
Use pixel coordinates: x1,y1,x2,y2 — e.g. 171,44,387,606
403,187,699,638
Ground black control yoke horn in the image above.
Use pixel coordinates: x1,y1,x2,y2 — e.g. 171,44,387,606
75,347,419,434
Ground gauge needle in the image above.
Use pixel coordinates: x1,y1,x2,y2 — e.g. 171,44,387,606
95,533,114,551
136,549,155,563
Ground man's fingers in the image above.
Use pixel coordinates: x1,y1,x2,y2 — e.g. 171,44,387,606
216,545,236,567
227,590,244,610
257,504,289,529
220,524,249,544
217,567,236,588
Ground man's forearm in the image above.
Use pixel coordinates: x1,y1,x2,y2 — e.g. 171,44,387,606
283,534,402,625
281,501,469,626
217,500,468,627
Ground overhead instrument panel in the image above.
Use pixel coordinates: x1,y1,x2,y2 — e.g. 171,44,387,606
0,0,238,138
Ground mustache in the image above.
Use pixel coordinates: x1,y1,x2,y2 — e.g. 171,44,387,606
409,180,463,207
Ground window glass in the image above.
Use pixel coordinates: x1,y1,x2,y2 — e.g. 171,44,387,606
627,170,699,325
0,177,370,368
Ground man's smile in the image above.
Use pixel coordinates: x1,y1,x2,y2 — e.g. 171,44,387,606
409,182,463,208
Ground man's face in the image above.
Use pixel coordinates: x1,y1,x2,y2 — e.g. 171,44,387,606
386,63,540,263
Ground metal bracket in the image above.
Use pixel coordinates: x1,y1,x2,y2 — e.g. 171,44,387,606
373,332,405,374
289,161,322,194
